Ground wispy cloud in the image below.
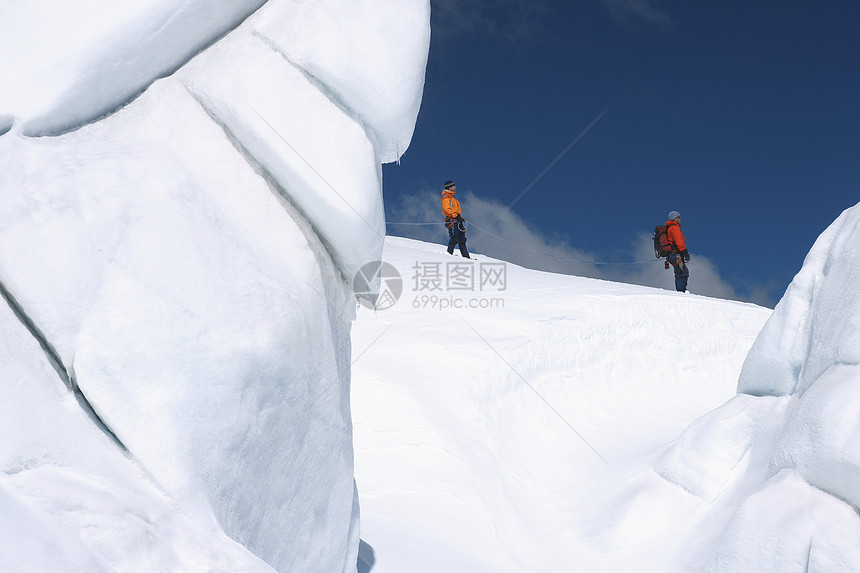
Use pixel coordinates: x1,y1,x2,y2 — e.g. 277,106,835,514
430,0,551,41
600,0,672,28
386,186,775,307
430,0,670,43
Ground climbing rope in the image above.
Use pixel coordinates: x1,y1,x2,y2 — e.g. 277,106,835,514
385,220,660,266
384,221,440,226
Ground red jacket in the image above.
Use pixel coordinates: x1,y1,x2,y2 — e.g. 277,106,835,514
665,220,686,252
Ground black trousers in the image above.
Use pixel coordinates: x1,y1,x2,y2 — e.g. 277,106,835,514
447,222,470,258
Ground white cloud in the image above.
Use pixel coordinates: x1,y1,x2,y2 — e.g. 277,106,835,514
387,187,771,305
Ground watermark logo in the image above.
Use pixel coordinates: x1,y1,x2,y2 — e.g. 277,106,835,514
355,260,507,311
411,261,507,292
410,261,507,311
354,261,403,311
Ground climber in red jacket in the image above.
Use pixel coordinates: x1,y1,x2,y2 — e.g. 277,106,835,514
665,211,690,292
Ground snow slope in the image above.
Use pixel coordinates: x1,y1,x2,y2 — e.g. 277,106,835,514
352,236,772,572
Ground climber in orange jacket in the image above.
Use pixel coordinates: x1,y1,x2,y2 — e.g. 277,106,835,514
665,211,690,292
441,180,470,258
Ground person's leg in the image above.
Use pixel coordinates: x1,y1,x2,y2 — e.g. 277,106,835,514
674,262,689,292
447,225,456,255
456,226,470,258
668,253,688,292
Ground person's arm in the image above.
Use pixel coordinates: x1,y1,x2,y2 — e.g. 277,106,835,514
670,226,686,252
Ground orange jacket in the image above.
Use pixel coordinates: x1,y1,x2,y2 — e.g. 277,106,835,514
441,189,461,219
665,220,686,252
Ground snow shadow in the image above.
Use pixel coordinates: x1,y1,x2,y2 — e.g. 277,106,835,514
357,539,376,572
0,116,12,136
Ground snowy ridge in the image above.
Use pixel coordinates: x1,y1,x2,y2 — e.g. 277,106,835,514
253,0,431,163
178,25,385,282
739,205,860,397
695,204,860,570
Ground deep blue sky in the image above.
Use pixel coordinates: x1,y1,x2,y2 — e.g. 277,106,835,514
382,0,860,306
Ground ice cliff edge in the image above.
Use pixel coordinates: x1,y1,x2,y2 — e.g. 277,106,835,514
0,1,430,571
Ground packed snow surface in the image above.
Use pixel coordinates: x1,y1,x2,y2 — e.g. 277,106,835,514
353,226,860,572
352,236,772,571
